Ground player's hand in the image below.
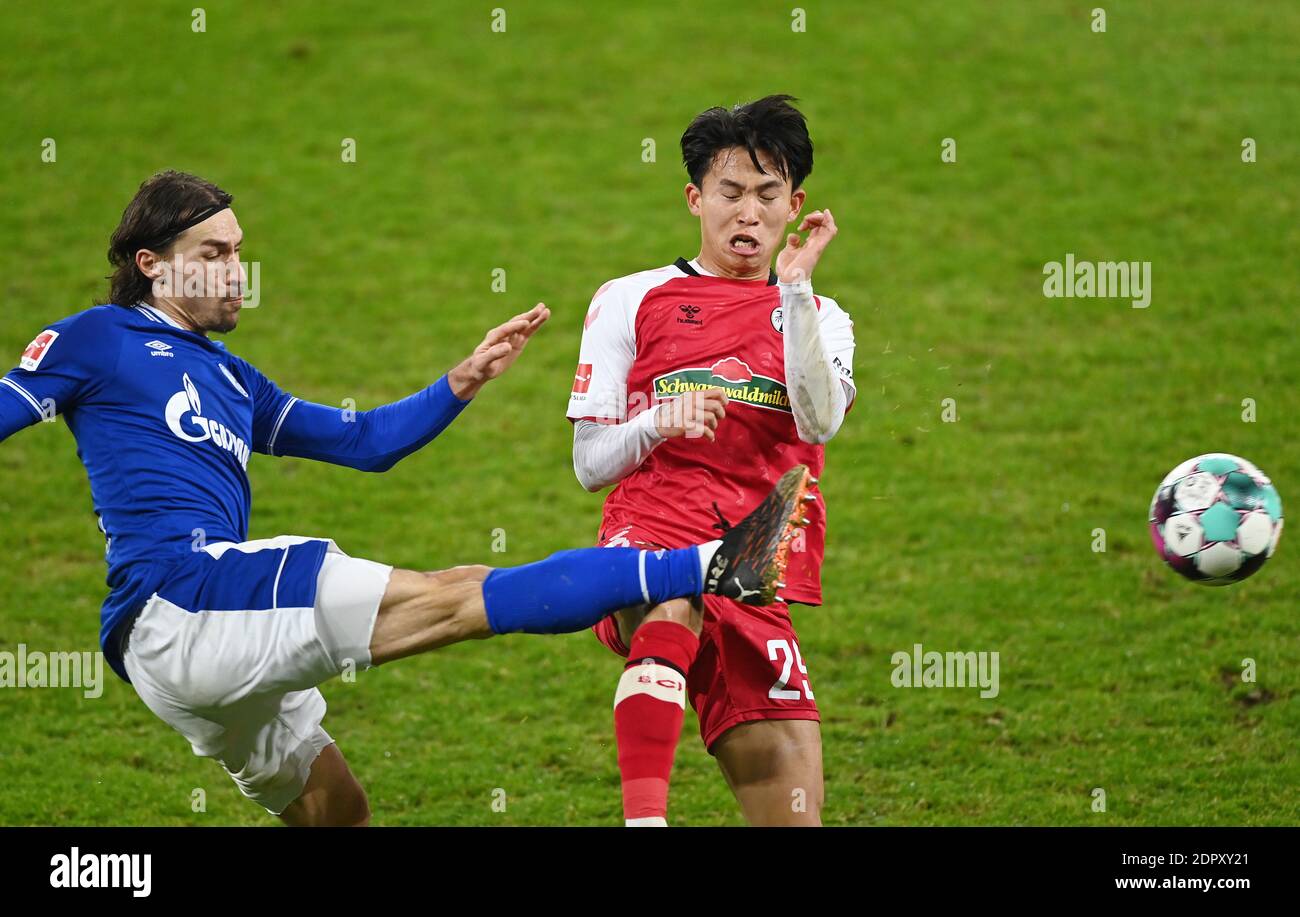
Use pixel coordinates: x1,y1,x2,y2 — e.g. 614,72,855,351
654,388,728,442
449,303,550,399
775,209,837,284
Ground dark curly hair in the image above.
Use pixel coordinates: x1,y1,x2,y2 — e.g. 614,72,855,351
105,170,233,307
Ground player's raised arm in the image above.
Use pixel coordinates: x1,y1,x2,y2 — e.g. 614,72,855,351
252,304,549,472
448,303,549,400
776,209,854,444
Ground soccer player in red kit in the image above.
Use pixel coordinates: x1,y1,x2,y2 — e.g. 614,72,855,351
566,96,856,825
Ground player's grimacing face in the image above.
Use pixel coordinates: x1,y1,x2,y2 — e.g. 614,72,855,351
141,209,246,334
686,147,805,279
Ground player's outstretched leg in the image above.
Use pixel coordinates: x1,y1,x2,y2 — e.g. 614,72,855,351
367,464,816,666
611,463,818,827
231,465,815,826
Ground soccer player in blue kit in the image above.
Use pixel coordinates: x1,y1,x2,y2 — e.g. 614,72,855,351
0,171,816,825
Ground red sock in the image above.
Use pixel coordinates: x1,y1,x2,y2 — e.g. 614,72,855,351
614,620,700,824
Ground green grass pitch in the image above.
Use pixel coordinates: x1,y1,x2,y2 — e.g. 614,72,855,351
0,0,1295,825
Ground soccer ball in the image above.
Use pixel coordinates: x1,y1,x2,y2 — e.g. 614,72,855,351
1149,453,1283,585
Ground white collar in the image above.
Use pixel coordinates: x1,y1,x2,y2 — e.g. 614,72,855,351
135,303,188,330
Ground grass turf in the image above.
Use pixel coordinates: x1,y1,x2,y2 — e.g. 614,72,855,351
0,0,1295,825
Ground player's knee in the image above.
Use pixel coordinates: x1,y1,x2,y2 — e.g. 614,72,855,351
320,774,371,827
752,783,822,827
315,786,370,827
643,597,703,634
280,765,371,827
342,788,372,827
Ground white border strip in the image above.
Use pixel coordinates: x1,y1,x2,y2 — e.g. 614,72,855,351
271,547,290,610
140,304,185,329
637,550,650,605
219,364,249,398
266,398,299,455
1,377,44,418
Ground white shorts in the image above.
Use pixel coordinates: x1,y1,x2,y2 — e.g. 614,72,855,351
121,535,393,815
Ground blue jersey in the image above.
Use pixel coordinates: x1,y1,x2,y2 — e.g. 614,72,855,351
0,303,470,681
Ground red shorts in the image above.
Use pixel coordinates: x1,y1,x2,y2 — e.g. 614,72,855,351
593,531,819,749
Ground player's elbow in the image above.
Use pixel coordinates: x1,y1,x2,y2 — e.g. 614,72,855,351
797,426,835,446
795,413,843,445
572,425,612,491
791,383,848,444
356,453,399,473
573,457,607,492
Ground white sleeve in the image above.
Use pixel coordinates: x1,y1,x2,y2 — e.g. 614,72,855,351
572,411,665,492
817,293,856,400
566,281,636,423
781,281,855,444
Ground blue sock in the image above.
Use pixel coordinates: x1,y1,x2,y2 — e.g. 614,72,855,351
482,546,702,635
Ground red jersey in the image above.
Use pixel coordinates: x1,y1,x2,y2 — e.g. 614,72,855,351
566,258,856,605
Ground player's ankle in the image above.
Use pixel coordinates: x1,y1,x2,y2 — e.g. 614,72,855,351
696,539,722,581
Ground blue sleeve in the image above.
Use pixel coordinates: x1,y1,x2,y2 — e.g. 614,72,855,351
0,308,117,443
232,356,297,454
0,384,40,441
232,357,472,472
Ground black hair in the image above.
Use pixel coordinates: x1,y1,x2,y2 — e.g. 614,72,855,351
105,170,233,306
680,94,813,190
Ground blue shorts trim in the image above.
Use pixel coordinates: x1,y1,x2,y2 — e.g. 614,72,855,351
157,539,332,613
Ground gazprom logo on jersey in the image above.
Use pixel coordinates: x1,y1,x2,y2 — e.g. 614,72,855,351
165,373,250,469
653,358,791,413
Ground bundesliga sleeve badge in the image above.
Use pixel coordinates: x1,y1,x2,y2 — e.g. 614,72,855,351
20,330,59,371
572,363,593,395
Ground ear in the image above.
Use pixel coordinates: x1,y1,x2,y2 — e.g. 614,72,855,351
134,248,164,281
787,188,807,224
684,183,703,217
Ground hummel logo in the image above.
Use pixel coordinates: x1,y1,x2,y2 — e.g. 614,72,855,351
145,340,174,358
677,304,704,326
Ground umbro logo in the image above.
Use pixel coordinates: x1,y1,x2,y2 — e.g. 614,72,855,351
676,304,703,326
144,340,174,358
